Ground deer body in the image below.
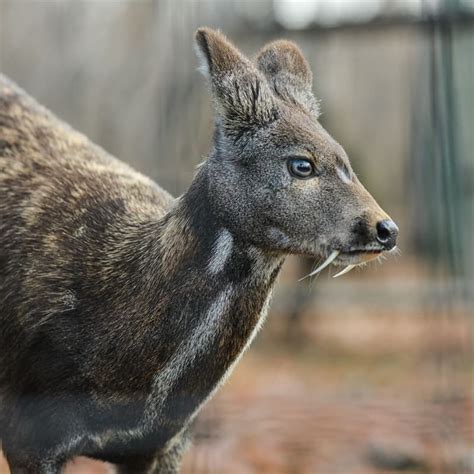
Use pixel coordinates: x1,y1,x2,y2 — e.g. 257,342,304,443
0,74,281,472
0,29,398,473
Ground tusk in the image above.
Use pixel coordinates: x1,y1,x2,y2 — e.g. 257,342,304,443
333,264,356,278
299,250,339,281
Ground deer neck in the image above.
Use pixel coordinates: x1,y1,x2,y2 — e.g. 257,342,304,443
144,168,284,426
159,167,284,294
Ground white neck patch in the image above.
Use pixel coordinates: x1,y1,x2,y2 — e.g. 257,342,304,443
208,229,234,274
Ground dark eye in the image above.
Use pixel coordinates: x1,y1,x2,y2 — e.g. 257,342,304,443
288,158,317,179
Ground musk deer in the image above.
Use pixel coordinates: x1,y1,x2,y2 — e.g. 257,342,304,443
0,28,398,473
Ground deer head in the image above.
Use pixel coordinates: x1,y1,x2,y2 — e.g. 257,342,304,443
194,28,398,276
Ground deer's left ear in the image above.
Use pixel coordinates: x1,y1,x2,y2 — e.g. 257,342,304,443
256,40,320,117
195,27,277,132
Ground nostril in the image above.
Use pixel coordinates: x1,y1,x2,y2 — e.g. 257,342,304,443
376,219,399,248
376,221,391,243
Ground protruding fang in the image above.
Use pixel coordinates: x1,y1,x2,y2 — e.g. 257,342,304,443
299,250,339,281
333,264,356,278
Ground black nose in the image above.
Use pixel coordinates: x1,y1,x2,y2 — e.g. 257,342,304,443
376,219,399,249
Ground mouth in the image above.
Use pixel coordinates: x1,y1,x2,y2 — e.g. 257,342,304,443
336,248,384,263
300,246,390,280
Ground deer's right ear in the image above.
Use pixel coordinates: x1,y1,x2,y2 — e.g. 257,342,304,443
194,27,277,131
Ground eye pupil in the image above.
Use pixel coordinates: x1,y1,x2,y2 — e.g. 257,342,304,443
288,158,315,179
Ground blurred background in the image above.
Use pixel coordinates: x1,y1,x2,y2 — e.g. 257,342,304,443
0,0,473,473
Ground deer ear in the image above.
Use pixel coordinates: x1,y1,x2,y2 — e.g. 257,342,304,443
195,27,277,133
256,40,320,117
194,27,245,79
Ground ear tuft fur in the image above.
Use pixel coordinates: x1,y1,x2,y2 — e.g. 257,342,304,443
194,27,278,136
